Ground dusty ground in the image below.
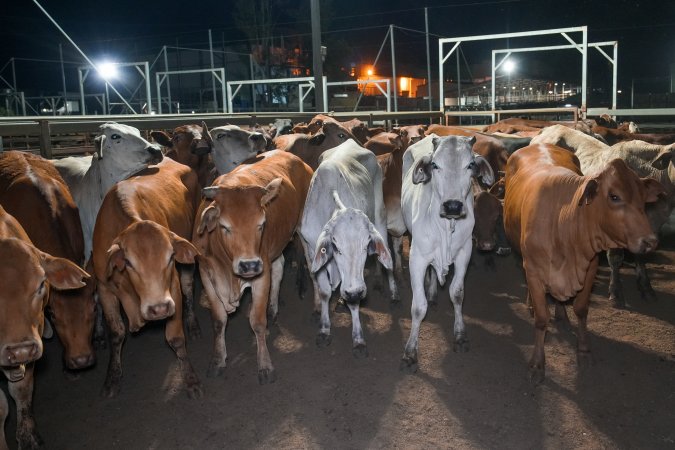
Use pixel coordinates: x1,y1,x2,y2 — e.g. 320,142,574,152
3,234,674,449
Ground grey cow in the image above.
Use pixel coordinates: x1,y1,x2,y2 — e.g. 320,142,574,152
53,122,163,261
400,135,494,372
299,139,395,358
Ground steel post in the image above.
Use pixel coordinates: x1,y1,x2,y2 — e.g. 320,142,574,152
390,25,398,112
164,46,172,113
208,30,217,111
311,0,325,111
425,8,432,111
59,44,68,114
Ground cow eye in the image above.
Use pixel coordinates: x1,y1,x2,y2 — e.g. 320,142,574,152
338,133,346,139
609,193,622,203
168,254,175,265
331,242,341,255
111,133,121,140
124,258,133,268
257,222,265,232
467,161,477,170
220,224,231,233
36,280,46,296
431,161,440,170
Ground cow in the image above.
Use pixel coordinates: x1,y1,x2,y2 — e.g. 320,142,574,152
532,125,675,306
299,139,394,358
395,125,426,148
400,135,494,372
503,143,664,383
486,117,592,135
193,150,312,384
365,132,405,156
191,122,267,176
0,389,6,450
0,151,96,371
0,205,88,449
473,189,510,255
150,124,215,188
53,122,164,260
91,158,202,398
274,121,356,170
591,124,675,146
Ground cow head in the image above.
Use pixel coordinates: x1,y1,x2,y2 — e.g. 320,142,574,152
105,221,198,323
650,144,675,171
397,126,426,148
195,123,266,175
97,122,163,175
0,238,88,381
271,118,293,136
578,158,665,254
473,191,504,252
412,136,495,219
151,124,203,162
198,178,282,279
309,121,353,148
311,192,392,303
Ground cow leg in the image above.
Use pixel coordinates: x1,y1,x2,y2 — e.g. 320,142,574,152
634,254,657,302
0,388,7,450
8,364,42,450
165,275,203,398
250,273,276,385
401,250,429,373
315,271,333,348
268,255,284,324
93,296,107,349
449,245,471,353
386,265,400,304
424,266,438,306
392,235,404,276
292,235,309,299
206,293,228,378
179,263,201,340
98,283,126,398
553,301,572,331
347,301,368,358
607,248,625,308
573,255,599,369
526,275,548,384
495,215,511,256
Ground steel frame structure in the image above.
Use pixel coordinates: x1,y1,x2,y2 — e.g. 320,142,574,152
156,68,227,114
78,62,151,115
227,76,329,114
325,79,392,112
438,27,589,115
491,39,618,111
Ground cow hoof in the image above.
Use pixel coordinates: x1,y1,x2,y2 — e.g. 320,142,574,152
187,321,202,341
334,298,349,314
453,337,470,353
258,368,277,385
528,366,545,385
100,382,120,399
17,429,43,450
186,381,204,399
609,293,626,309
352,344,369,359
206,362,226,378
316,333,332,348
399,356,418,374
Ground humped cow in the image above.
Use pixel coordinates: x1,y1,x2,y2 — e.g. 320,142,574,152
503,143,664,383
400,135,494,372
150,124,215,188
0,205,88,449
299,139,394,358
0,151,96,371
274,121,356,170
193,150,312,384
53,122,163,260
92,158,202,398
192,122,267,175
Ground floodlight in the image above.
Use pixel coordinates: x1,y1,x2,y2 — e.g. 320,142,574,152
97,62,119,80
502,59,516,74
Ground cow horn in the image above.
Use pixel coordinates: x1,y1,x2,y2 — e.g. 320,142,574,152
332,191,347,211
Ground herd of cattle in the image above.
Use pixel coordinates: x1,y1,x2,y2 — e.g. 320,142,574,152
0,112,674,449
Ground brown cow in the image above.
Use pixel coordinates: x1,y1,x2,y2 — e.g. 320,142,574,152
0,205,88,449
591,124,675,146
503,143,664,383
92,158,202,398
473,189,509,255
486,117,592,135
365,132,404,156
0,151,96,371
151,124,216,188
274,121,356,170
193,150,312,384
395,125,426,148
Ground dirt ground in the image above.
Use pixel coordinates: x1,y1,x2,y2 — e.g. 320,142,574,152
3,232,675,449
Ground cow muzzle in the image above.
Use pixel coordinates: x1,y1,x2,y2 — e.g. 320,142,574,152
631,234,659,254
66,352,96,370
145,145,164,165
141,299,176,321
441,200,465,219
2,364,27,382
1,340,42,366
477,239,496,252
235,258,263,278
342,287,367,304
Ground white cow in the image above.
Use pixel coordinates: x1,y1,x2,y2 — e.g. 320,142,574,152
400,134,494,372
532,124,675,306
53,123,163,260
194,123,266,175
299,139,394,358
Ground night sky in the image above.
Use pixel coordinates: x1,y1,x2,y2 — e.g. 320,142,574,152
2,0,674,95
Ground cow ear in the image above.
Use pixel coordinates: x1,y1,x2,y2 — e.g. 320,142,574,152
151,131,172,148
368,224,393,270
105,243,126,278
651,147,673,170
642,177,666,203
192,122,213,156
202,186,219,200
412,154,433,184
169,232,200,264
311,229,333,273
309,133,326,146
40,252,89,290
197,205,220,235
94,135,104,158
472,155,495,186
261,178,283,206
578,178,599,205
388,135,403,149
